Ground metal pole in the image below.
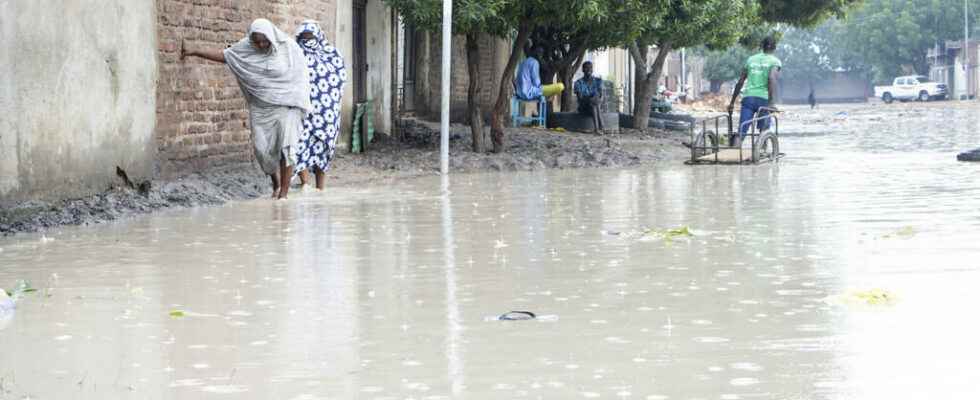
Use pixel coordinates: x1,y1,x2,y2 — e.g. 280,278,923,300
967,0,972,99
440,0,452,174
680,48,686,99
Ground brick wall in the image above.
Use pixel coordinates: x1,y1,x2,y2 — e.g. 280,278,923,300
155,0,338,176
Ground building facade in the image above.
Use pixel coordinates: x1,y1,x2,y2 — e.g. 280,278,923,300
1,0,398,203
928,40,979,100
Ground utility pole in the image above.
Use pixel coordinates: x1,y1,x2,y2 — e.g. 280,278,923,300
440,0,452,174
680,48,686,100
967,0,972,99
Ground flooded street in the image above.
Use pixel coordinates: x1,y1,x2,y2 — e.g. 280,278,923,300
2,103,980,399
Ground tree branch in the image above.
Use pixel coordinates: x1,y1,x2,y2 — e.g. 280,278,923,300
628,41,647,72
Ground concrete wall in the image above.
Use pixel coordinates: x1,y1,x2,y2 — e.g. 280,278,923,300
781,72,871,104
334,0,354,149
366,0,394,135
0,1,158,204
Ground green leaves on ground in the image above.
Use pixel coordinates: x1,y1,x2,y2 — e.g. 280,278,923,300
607,226,695,242
881,226,917,239
4,280,37,299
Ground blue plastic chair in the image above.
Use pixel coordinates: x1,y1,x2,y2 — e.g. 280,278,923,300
511,95,548,128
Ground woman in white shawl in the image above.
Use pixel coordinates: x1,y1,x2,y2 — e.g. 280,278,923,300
182,19,312,199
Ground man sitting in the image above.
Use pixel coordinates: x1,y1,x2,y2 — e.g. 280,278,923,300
514,46,564,101
574,61,604,134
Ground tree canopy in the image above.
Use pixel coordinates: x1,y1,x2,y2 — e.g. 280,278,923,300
758,0,862,26
837,0,980,82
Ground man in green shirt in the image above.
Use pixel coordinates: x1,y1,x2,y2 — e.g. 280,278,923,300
727,36,782,145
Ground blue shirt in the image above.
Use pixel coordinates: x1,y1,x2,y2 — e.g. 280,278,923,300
514,57,542,100
574,76,603,98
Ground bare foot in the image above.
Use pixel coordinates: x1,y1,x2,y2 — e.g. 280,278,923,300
269,174,280,199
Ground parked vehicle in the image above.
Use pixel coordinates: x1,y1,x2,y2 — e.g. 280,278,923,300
874,75,948,104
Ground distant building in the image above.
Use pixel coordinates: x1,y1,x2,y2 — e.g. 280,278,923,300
780,72,873,104
928,40,979,100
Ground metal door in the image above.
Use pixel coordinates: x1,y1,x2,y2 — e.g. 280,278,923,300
352,0,368,103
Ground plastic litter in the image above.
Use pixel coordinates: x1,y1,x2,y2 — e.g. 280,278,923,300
825,288,898,307
498,311,536,321
0,289,12,314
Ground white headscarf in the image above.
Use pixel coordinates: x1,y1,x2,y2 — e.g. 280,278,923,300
224,19,312,113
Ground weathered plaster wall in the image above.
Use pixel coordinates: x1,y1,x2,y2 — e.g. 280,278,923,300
365,0,393,135
0,1,158,203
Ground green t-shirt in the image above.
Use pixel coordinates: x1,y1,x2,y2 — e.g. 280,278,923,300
743,53,782,100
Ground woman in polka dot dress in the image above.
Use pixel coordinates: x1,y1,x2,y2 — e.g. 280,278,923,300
294,20,347,190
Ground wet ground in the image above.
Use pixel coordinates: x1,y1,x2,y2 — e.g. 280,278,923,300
1,122,684,236
1,102,980,399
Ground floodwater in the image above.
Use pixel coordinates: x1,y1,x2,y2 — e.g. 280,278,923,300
2,103,980,399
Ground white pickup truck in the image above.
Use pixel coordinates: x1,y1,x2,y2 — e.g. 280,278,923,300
874,75,948,103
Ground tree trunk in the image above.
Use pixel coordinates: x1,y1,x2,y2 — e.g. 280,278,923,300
490,20,532,153
558,51,586,112
465,33,485,153
416,31,431,117
710,80,723,94
540,65,557,85
631,42,671,130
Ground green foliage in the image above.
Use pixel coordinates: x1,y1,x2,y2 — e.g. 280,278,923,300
758,0,862,26
384,0,513,36
703,46,754,82
776,20,871,82
837,0,980,82
637,0,755,49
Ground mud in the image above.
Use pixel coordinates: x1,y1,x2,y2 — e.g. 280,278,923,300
1,121,686,236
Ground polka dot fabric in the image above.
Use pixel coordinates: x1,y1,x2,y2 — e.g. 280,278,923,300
294,21,348,175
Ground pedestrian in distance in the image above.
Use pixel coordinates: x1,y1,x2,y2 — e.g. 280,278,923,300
182,19,312,200
293,20,347,192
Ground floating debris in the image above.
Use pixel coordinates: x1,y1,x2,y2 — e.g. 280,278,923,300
4,280,37,302
167,310,219,318
825,288,898,307
880,226,916,239
664,226,694,238
604,226,696,242
498,311,536,321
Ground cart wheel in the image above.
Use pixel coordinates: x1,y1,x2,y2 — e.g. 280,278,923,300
694,130,719,156
753,132,779,161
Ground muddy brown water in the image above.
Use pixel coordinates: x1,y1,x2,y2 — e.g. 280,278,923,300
2,104,980,399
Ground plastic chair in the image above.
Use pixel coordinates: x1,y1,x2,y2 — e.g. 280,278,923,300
511,95,547,128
